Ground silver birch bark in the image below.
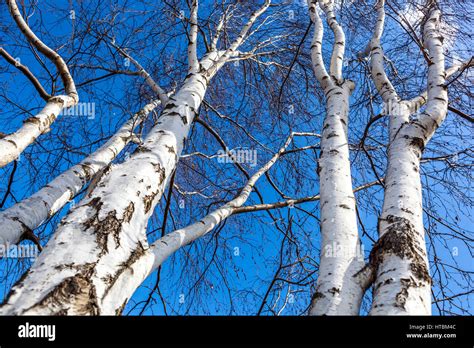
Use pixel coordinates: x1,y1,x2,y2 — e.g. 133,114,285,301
0,1,272,315
94,132,319,314
307,0,369,315
0,53,218,315
0,100,160,250
367,1,449,315
0,0,78,168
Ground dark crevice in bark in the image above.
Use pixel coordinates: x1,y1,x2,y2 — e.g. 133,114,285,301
370,215,431,284
82,198,135,256
101,242,146,300
370,215,431,310
24,262,100,315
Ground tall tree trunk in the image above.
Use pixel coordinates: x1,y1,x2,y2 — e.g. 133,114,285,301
0,53,220,315
368,5,447,315
369,101,432,314
307,0,369,315
0,0,273,314
96,132,315,314
309,81,368,315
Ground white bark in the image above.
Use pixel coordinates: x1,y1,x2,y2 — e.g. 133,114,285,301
369,102,431,315
368,4,448,315
97,133,320,314
0,0,274,314
6,0,77,99
204,0,271,79
108,41,169,105
188,0,200,74
0,130,306,315
0,96,76,168
0,56,215,314
0,0,78,168
307,0,368,315
0,100,160,250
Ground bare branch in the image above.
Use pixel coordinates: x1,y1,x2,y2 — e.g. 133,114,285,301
0,47,51,100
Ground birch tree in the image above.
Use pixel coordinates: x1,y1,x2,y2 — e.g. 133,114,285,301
305,0,472,315
0,0,471,316
0,0,78,168
306,0,370,315
0,0,282,315
0,0,167,251
364,0,472,315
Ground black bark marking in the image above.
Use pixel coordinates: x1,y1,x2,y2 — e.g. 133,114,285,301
374,277,394,292
371,215,430,281
143,191,157,214
48,96,65,105
102,242,146,300
409,137,425,152
311,291,325,301
395,287,409,309
25,263,100,315
135,145,152,154
81,163,94,181
23,117,41,125
164,102,177,110
115,298,128,315
142,163,166,213
83,198,135,255
165,145,175,154
370,215,431,308
326,132,338,139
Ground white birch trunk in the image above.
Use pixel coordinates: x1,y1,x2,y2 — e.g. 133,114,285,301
369,102,431,315
369,6,448,315
308,81,368,315
94,132,311,314
0,53,222,315
0,100,160,250
307,0,369,315
0,2,274,315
